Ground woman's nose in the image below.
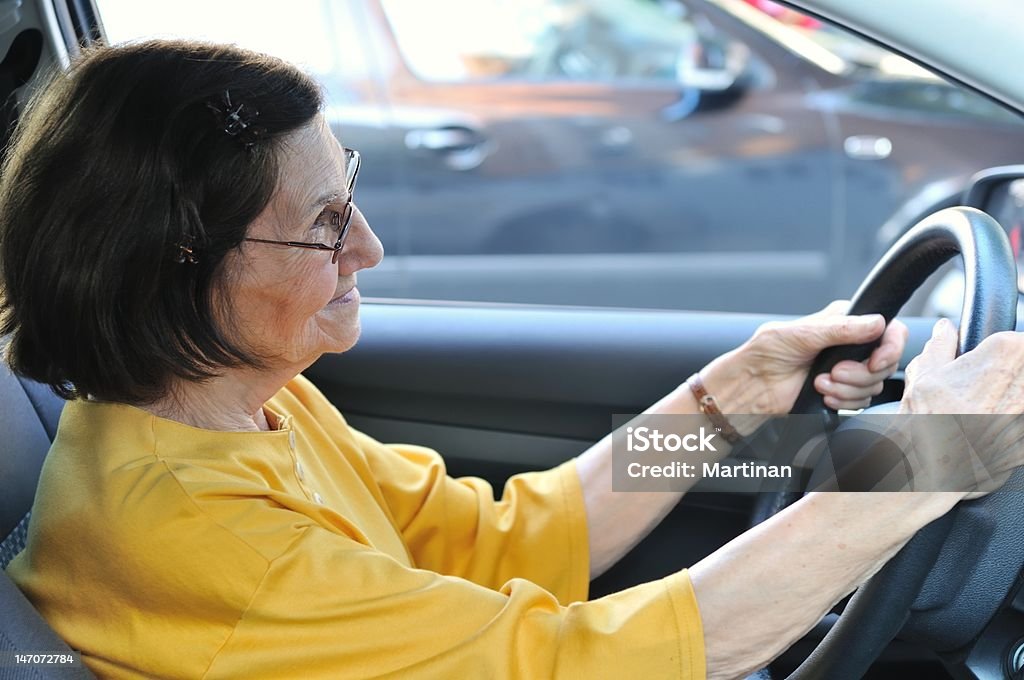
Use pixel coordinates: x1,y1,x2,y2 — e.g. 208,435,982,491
338,205,383,275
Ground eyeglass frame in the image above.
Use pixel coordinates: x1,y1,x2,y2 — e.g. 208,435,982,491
243,147,360,265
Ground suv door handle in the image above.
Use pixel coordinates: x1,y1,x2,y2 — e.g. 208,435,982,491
404,126,491,171
844,135,893,160
405,126,483,152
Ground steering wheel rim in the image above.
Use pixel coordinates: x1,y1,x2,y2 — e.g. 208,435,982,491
762,207,1018,679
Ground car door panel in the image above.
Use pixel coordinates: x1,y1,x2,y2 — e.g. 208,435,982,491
309,302,934,435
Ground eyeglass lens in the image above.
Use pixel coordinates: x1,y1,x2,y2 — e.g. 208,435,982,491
331,150,360,264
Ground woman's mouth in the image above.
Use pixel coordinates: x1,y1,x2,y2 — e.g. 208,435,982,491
329,287,359,305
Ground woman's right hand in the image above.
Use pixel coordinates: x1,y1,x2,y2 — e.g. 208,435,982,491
899,318,1024,495
902,318,1024,415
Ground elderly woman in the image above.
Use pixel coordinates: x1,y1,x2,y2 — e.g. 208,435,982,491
2,41,1023,680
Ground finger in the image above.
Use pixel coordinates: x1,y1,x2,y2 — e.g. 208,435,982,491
823,394,872,411
913,318,958,373
815,373,884,401
867,319,909,372
829,360,896,388
799,313,886,352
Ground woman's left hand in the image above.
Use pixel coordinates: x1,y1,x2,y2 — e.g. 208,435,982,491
711,301,909,415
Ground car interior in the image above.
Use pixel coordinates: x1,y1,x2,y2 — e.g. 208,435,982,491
4,0,1024,678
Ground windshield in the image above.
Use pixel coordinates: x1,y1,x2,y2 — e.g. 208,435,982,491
709,0,1019,124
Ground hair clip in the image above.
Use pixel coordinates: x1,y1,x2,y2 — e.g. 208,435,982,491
174,234,198,264
205,90,264,150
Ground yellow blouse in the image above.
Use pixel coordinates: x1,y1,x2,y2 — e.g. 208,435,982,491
8,375,705,679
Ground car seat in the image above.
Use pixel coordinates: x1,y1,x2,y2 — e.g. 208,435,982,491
0,349,96,679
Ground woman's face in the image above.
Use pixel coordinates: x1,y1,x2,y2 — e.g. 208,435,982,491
220,114,383,369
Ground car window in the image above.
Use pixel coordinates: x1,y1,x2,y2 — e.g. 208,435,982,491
95,0,1024,314
381,0,697,82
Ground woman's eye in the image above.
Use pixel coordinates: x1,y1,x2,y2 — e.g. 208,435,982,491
312,208,342,233
311,209,332,232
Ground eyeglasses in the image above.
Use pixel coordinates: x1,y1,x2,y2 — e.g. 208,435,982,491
244,148,360,264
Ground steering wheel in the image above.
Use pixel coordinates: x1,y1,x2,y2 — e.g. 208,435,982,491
752,207,1022,678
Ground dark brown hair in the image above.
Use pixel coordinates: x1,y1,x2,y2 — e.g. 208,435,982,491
0,40,323,403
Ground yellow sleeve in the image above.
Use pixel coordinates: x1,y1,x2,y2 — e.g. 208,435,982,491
351,429,590,604
205,526,706,680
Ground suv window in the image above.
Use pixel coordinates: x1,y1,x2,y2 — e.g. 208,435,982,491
381,0,696,82
95,0,1024,314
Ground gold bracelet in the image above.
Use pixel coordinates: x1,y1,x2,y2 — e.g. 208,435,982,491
686,373,741,444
